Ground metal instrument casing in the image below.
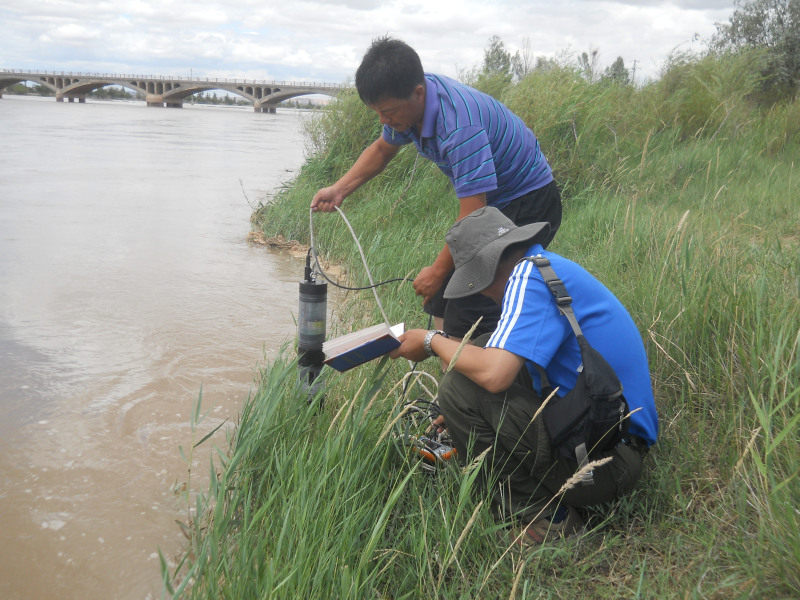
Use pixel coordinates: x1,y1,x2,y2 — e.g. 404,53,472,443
298,277,327,403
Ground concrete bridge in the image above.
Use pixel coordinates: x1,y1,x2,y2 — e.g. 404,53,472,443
0,69,348,112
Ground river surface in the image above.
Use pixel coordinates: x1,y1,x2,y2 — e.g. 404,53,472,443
0,95,308,599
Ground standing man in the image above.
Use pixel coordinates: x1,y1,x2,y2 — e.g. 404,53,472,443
311,36,562,340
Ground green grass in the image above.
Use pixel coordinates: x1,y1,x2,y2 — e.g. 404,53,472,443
166,53,800,598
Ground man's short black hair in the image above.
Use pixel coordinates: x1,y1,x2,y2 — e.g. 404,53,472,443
355,35,425,105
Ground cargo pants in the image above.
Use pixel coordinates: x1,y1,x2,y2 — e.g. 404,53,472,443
437,334,646,524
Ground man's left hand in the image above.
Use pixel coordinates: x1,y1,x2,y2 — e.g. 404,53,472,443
389,329,430,362
413,266,446,306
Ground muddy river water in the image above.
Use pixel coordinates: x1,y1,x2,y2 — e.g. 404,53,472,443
0,96,309,599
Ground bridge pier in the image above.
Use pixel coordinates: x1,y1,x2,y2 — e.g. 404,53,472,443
165,102,183,108
146,94,165,107
68,97,74,103
79,97,86,103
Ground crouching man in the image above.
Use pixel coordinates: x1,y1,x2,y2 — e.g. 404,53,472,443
389,207,658,544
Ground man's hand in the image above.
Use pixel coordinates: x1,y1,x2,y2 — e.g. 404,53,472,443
413,266,447,305
311,186,345,213
309,139,401,213
432,415,447,433
388,329,430,362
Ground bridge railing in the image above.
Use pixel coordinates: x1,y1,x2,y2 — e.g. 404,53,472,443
2,69,350,88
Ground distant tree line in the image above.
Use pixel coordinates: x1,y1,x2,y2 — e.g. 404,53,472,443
3,82,55,96
476,0,798,101
87,86,136,100
188,92,251,106
468,35,633,99
279,99,323,109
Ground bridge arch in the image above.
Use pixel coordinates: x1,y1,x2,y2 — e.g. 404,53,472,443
0,77,58,94
60,80,145,98
162,85,257,103
256,88,337,109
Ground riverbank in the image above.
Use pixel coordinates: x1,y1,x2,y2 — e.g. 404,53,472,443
170,52,800,597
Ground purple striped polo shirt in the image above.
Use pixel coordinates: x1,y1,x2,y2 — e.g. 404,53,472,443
382,74,553,208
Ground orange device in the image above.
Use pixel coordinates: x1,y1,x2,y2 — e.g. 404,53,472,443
410,436,457,465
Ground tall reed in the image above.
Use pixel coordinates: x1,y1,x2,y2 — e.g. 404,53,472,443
173,51,800,597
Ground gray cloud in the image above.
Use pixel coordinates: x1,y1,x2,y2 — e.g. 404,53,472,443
584,0,733,8
312,0,387,10
401,4,423,14
0,0,735,83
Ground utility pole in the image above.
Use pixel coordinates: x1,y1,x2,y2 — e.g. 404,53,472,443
631,60,639,84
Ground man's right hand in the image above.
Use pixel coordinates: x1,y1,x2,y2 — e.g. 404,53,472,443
413,265,447,306
310,138,401,213
432,415,447,433
311,186,345,213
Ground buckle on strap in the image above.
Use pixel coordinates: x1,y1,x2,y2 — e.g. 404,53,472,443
532,256,550,267
546,278,572,305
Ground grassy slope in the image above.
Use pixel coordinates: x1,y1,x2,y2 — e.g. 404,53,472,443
170,53,800,598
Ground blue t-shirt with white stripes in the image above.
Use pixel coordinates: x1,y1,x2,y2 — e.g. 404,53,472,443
382,74,553,208
486,245,659,447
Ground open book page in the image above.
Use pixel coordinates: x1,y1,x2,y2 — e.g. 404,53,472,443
323,323,404,372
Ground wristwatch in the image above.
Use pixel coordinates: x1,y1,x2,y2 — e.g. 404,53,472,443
423,330,449,357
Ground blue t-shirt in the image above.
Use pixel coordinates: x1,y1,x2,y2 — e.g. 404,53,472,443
382,74,553,208
486,245,659,447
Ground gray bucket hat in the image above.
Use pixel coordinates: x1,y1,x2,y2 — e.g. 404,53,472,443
443,207,550,299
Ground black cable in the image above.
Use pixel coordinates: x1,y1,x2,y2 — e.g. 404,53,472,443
308,248,410,291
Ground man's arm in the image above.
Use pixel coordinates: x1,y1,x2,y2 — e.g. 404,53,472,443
310,137,401,213
389,329,526,393
412,192,487,303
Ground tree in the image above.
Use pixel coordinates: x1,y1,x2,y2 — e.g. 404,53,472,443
482,35,512,77
511,37,534,81
88,85,134,100
602,56,630,85
8,83,30,94
533,56,559,73
710,0,800,94
577,46,602,83
30,83,54,96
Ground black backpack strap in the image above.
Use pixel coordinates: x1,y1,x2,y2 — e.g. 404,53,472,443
521,256,595,485
519,254,580,400
520,256,583,338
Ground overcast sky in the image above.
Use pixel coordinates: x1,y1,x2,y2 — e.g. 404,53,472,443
0,0,736,85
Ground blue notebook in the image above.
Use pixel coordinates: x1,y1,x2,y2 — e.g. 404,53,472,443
323,323,404,372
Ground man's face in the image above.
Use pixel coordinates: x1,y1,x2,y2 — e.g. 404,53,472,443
479,280,505,306
480,255,522,305
368,84,425,133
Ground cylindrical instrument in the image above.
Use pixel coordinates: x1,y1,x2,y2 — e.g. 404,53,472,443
298,254,326,404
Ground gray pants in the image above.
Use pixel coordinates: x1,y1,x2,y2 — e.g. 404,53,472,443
437,334,644,523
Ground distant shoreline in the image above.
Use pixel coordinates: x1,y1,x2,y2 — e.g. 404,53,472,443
2,94,324,111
